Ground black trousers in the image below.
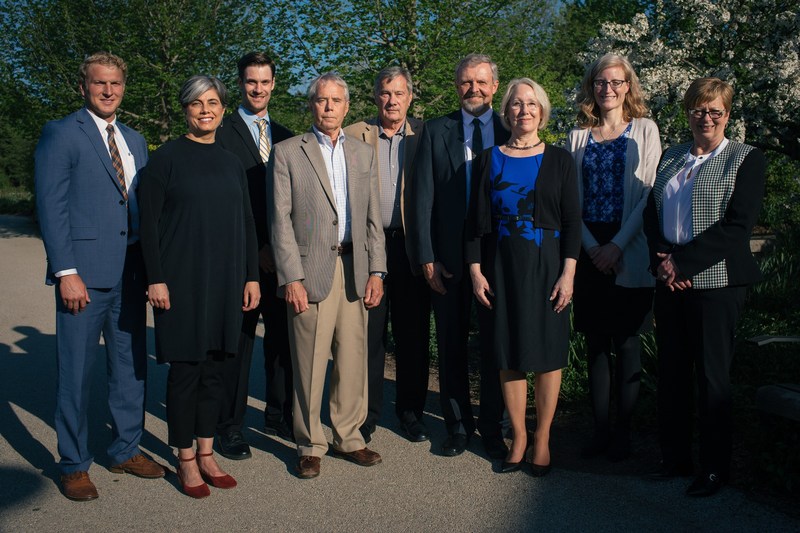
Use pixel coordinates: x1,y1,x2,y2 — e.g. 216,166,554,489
431,269,504,438
217,269,292,436
654,284,746,478
363,230,432,433
168,354,231,449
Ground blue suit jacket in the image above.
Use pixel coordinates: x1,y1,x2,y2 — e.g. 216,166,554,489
35,108,148,288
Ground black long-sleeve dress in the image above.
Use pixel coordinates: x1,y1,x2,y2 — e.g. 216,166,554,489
139,136,259,363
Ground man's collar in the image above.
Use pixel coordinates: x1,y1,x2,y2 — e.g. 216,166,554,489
378,118,407,138
461,107,493,125
312,125,345,144
85,107,116,128
238,105,269,123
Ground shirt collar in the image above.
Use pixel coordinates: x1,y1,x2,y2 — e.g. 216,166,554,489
461,107,493,126
238,105,269,126
378,119,406,138
686,138,729,167
312,125,345,147
85,108,117,131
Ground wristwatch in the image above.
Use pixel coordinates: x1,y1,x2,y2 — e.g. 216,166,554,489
370,271,387,280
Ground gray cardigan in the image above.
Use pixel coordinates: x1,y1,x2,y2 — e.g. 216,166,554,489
566,117,661,288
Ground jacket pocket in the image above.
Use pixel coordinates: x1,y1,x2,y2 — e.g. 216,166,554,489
70,226,97,240
297,244,309,257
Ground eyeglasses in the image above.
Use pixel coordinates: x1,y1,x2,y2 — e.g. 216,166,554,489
689,108,726,119
593,79,627,89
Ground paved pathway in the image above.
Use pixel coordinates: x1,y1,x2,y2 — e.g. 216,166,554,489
0,215,796,532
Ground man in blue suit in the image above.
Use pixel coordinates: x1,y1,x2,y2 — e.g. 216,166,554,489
35,52,164,501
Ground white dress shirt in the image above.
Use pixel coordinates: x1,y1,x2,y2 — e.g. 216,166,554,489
313,125,351,243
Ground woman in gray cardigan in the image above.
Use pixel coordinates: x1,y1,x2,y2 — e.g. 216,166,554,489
566,54,661,461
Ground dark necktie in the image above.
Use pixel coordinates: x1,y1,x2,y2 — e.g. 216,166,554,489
106,124,128,201
472,117,483,158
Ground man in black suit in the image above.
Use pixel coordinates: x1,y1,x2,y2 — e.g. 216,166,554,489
215,52,295,459
411,53,508,458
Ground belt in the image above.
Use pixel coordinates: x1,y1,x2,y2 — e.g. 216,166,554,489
334,242,353,255
384,228,404,239
493,214,534,222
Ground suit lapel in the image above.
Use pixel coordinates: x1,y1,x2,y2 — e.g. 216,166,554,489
77,109,126,198
300,132,336,210
443,112,464,174
229,111,263,163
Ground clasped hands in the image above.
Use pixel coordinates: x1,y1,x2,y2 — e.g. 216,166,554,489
656,252,692,291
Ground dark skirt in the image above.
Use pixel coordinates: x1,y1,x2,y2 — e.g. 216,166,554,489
573,221,653,336
484,229,571,373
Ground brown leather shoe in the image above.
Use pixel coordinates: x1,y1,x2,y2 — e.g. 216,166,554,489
61,471,98,501
110,454,165,478
297,456,321,479
332,447,382,467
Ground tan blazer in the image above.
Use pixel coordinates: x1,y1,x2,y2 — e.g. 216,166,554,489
343,117,423,236
268,131,386,302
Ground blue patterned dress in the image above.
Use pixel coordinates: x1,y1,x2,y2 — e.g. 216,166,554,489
485,146,570,373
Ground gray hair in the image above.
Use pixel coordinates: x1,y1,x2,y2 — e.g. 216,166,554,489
455,53,498,83
307,72,350,103
499,78,551,131
373,66,413,99
178,75,229,108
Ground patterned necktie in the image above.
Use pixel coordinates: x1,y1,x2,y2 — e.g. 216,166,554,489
471,117,483,158
257,118,271,163
106,124,128,201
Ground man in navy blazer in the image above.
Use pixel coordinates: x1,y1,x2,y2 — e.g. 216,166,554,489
411,54,509,458
35,52,163,501
215,52,295,459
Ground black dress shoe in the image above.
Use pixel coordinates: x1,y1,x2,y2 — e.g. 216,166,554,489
500,460,522,473
529,463,552,477
264,418,294,441
400,417,430,442
216,431,251,460
442,434,469,457
482,436,508,460
686,473,723,497
646,461,693,481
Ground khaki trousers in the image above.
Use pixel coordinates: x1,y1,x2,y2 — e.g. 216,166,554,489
288,254,368,457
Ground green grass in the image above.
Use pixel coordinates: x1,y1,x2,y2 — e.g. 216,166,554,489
0,187,34,215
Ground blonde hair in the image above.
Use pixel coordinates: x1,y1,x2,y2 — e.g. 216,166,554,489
79,52,127,87
683,77,733,113
576,54,648,128
499,78,551,131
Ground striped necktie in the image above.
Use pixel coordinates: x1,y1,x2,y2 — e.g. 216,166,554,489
257,118,271,163
106,124,128,201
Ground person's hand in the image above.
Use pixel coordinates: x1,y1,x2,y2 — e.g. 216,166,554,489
285,281,309,314
59,274,90,314
258,245,275,273
364,276,384,309
148,283,170,310
242,281,261,311
422,261,452,295
469,263,493,309
588,242,622,274
549,274,574,313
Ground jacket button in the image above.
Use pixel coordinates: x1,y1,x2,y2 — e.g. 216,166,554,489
330,245,337,251
333,220,338,225
119,200,125,205
120,231,126,236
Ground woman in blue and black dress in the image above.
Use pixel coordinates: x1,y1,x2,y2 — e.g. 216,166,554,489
467,78,580,475
566,54,661,461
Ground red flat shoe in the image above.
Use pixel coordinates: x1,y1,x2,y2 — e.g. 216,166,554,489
196,451,237,489
177,455,210,499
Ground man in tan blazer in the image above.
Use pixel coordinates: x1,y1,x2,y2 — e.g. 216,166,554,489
268,72,386,479
344,67,432,445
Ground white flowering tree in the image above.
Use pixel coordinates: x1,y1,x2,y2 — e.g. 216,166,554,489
587,0,799,159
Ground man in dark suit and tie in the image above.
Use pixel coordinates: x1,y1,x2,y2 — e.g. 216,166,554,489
344,66,431,444
215,52,296,459
35,52,164,501
411,53,509,458
269,73,386,479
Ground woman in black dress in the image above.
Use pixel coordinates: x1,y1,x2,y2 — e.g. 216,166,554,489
467,78,581,475
140,76,260,498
